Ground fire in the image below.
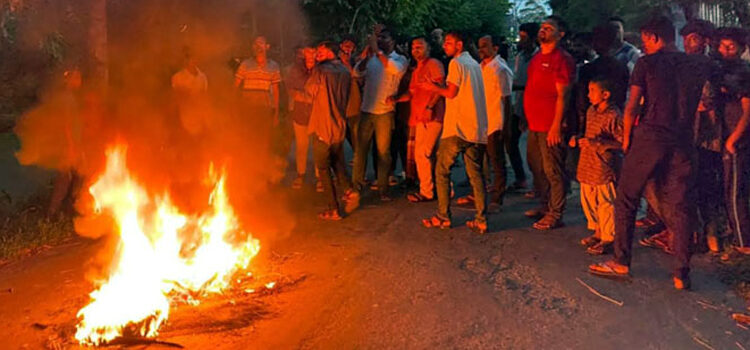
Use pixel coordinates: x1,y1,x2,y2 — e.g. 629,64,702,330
75,145,260,345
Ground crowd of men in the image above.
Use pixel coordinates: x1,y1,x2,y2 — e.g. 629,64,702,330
173,14,750,290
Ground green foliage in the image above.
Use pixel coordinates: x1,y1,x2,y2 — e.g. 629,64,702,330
303,0,512,44
0,196,74,260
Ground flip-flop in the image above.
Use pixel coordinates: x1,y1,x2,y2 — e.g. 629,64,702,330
466,219,487,235
422,215,451,229
456,195,474,205
588,261,630,280
580,235,600,247
407,192,435,203
318,209,343,221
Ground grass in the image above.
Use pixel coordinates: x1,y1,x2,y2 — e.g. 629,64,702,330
0,193,74,261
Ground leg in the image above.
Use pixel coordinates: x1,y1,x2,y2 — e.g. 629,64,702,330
347,115,360,160
353,113,375,192
414,122,442,198
312,138,338,211
580,184,599,232
331,142,351,192
526,131,549,208
293,122,310,177
724,150,750,248
613,142,666,267
505,114,527,184
48,170,73,216
463,142,488,224
373,112,394,196
596,182,617,242
659,147,696,279
540,139,566,219
487,130,507,204
435,137,461,219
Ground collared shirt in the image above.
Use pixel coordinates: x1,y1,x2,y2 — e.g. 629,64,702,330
171,68,208,95
443,51,488,144
576,104,623,185
613,41,642,73
408,58,445,125
305,59,351,145
354,51,408,115
235,58,282,107
482,55,514,135
524,47,576,132
284,62,313,125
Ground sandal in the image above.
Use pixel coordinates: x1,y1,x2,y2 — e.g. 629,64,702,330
456,195,474,205
422,215,451,229
407,192,434,203
586,241,613,255
638,230,672,254
532,215,563,230
318,209,342,221
580,235,600,247
466,219,487,235
588,260,630,279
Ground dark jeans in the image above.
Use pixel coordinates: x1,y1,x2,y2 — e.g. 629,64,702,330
389,115,409,179
526,131,566,219
723,147,750,248
353,112,393,195
487,130,507,204
697,149,724,240
505,114,527,183
614,138,696,279
435,136,487,223
313,138,351,211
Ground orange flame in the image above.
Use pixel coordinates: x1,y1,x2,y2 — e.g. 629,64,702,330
75,145,260,345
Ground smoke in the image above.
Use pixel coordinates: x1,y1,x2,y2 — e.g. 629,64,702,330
14,0,310,253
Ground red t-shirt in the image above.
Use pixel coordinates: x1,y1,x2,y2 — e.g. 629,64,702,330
523,47,575,132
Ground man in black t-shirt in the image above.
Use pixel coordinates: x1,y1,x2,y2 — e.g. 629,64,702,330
589,16,712,290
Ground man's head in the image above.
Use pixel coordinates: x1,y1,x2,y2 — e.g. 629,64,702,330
411,36,430,61
518,22,540,51
588,77,613,106
253,36,270,57
443,31,468,58
592,23,618,56
539,16,567,45
639,16,675,55
680,19,715,55
303,46,317,69
716,27,748,60
376,25,395,52
431,28,445,46
609,16,626,43
339,35,356,55
478,35,498,61
316,41,338,62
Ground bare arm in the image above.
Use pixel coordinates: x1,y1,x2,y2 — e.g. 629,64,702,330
726,97,750,154
546,81,571,146
622,85,643,153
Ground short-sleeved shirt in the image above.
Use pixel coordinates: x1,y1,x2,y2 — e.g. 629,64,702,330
576,105,624,185
171,68,208,95
354,51,408,115
482,55,514,135
235,58,282,107
284,62,313,125
408,58,445,125
524,47,575,132
630,51,711,145
442,51,488,144
613,41,642,72
715,59,750,147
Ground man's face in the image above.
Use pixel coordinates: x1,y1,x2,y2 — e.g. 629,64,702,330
303,47,316,69
253,37,269,56
640,32,661,55
316,45,334,62
443,35,460,57
411,38,428,61
610,21,625,42
538,20,562,44
477,37,497,60
683,33,707,55
377,31,394,51
718,38,742,60
518,30,531,47
340,40,355,55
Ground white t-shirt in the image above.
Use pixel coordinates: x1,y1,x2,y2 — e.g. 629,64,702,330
171,68,208,95
354,51,408,115
443,51,488,144
482,55,514,135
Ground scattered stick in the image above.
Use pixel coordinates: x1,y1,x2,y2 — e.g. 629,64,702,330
692,336,715,350
737,323,749,331
737,341,747,350
732,313,750,326
696,300,720,310
575,278,624,307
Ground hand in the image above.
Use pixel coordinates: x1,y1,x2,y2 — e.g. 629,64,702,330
726,135,738,154
420,108,433,122
418,81,438,92
568,136,577,148
373,23,385,35
577,138,591,148
385,96,396,105
546,126,562,147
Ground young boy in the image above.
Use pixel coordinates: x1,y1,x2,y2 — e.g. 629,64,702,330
569,78,623,255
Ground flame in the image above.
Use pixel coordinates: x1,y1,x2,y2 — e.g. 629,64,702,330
75,145,260,345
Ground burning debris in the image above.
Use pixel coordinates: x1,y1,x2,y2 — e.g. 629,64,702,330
74,145,260,346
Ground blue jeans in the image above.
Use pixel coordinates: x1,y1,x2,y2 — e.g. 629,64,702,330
352,112,394,195
435,136,487,224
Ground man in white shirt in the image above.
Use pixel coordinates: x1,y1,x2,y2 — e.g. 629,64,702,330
420,31,490,234
352,24,408,201
172,52,208,134
478,35,514,208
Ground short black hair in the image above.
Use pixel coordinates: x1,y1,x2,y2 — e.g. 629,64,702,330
340,34,357,45
519,22,540,40
609,16,625,25
546,15,569,35
715,26,748,48
679,19,715,39
411,35,429,45
445,30,469,46
317,40,339,55
639,15,675,44
592,23,619,55
589,77,616,98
